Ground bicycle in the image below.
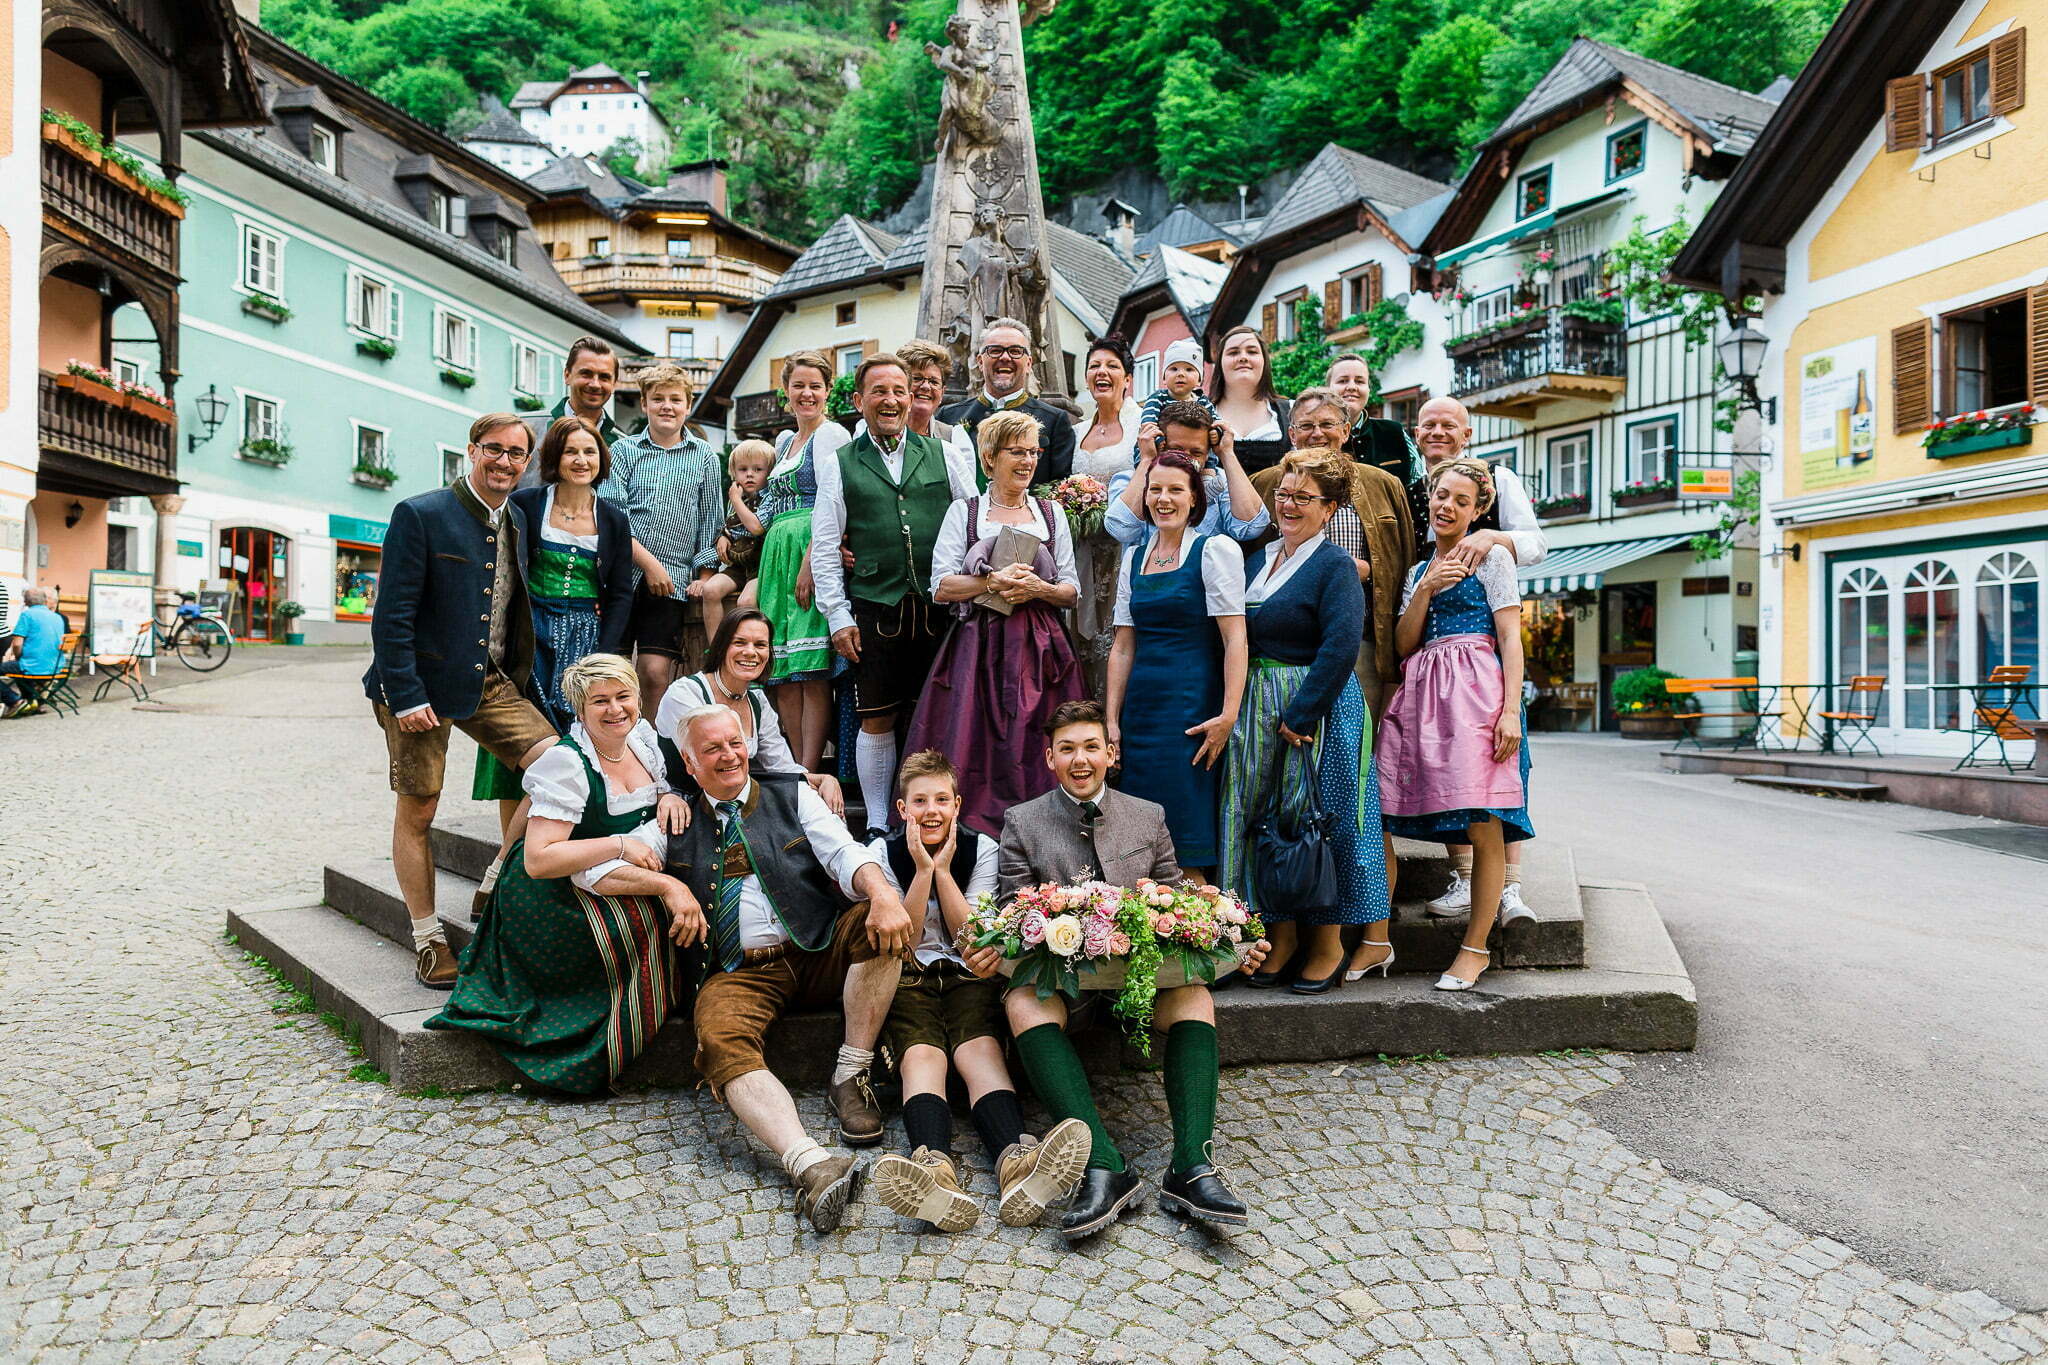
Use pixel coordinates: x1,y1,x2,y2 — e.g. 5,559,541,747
151,593,234,672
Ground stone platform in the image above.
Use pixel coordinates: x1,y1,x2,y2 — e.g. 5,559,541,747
1661,745,2048,826
228,818,1695,1092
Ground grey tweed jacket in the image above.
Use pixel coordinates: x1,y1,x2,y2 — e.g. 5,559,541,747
997,786,1181,896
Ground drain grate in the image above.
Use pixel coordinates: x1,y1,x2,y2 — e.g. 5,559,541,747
1916,825,2048,863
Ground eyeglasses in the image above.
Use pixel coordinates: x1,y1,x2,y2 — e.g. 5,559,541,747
996,445,1044,459
1291,424,1349,440
475,441,531,464
980,345,1031,360
908,375,944,393
1273,491,1332,507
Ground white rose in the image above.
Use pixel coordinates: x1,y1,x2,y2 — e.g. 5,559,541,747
1042,915,1085,957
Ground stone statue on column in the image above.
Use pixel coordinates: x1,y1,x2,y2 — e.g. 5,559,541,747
917,0,1065,398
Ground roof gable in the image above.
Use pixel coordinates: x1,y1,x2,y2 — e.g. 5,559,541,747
764,215,903,301
1251,144,1450,250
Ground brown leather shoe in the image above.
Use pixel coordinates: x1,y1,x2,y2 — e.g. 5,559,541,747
828,1068,884,1147
415,939,458,990
873,1147,980,1232
996,1117,1093,1227
794,1154,861,1233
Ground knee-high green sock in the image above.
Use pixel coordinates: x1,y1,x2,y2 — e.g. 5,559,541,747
1164,1020,1219,1174
1013,1023,1124,1172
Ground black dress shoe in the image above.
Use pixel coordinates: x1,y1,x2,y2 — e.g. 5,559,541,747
1289,956,1349,995
1244,948,1306,990
1058,1167,1143,1239
1158,1163,1249,1228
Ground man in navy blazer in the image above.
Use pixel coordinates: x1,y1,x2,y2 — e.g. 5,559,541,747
363,411,559,987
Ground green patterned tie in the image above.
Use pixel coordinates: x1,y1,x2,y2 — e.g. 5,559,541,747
710,799,746,971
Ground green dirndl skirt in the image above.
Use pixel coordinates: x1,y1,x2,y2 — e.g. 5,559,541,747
424,837,692,1092
757,509,833,682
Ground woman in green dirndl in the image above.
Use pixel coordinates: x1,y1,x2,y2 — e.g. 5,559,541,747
429,655,708,1093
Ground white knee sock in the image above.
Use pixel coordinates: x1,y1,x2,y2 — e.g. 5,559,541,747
832,1045,874,1088
410,915,445,952
782,1138,828,1179
477,856,504,894
855,729,897,830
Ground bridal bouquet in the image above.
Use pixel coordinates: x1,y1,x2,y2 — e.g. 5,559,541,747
964,878,1261,1050
1033,472,1110,539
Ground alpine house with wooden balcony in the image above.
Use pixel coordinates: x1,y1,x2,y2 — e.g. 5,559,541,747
1419,39,1786,729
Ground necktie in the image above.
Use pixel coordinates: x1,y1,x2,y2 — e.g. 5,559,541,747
1078,800,1104,881
709,799,745,971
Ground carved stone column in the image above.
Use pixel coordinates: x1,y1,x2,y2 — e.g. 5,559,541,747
149,494,186,604
916,0,1065,398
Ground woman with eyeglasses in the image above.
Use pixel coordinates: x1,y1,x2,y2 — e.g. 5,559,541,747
904,410,1085,837
1252,387,1415,717
1219,448,1392,994
1212,325,1293,476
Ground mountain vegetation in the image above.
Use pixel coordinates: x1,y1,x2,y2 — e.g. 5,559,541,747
261,0,1844,242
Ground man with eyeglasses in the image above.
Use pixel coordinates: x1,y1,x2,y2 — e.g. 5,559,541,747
937,317,1077,486
364,412,560,988
1247,388,1414,715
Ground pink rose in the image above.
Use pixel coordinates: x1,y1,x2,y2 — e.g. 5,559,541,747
1083,919,1113,956
1107,931,1132,955
1020,911,1046,946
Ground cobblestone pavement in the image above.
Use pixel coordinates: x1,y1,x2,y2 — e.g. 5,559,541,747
4,654,2045,1365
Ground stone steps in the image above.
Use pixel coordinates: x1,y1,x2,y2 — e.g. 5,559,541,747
1733,774,1891,801
229,874,1692,1094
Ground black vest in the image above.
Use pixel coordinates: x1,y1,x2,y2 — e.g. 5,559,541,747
883,827,984,899
665,772,847,954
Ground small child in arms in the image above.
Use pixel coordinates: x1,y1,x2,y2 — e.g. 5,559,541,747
689,438,774,641
1136,338,1219,458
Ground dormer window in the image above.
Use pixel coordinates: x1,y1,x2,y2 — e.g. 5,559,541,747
394,155,469,236
309,124,337,173
273,86,348,175
428,188,453,233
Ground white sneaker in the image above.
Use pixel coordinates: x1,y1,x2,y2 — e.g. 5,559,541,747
1425,873,1472,918
1498,882,1536,926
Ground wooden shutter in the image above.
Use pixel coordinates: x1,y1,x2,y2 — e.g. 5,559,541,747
2027,285,2048,405
1260,301,1278,343
768,355,787,392
1365,263,1384,311
861,338,879,359
1324,279,1342,327
1990,29,2026,115
1884,75,1927,152
1891,318,1934,435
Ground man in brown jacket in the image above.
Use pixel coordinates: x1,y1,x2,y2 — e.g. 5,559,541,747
1250,386,1414,715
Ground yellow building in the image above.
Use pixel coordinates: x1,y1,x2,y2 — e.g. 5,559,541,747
1675,0,2047,756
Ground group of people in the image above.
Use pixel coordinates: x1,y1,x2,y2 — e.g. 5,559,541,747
357,316,1550,1236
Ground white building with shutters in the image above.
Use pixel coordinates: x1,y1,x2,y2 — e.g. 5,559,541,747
508,65,672,173
1674,0,2046,759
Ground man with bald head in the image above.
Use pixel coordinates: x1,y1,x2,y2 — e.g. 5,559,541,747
1399,396,1548,935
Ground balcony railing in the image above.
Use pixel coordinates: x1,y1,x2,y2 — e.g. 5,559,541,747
39,371,176,486
1449,311,1627,418
733,391,793,433
41,138,179,277
553,252,782,304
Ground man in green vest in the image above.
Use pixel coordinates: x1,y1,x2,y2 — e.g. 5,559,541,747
810,352,980,832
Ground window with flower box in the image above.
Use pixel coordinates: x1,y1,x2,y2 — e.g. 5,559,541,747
1545,431,1591,502
346,269,400,340
354,422,394,486
1516,167,1552,219
240,224,283,297
1625,417,1679,488
1605,124,1646,183
434,306,479,372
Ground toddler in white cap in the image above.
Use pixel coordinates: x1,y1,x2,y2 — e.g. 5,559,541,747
1135,337,1219,458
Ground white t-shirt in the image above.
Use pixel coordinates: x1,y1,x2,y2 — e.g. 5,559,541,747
1112,534,1247,628
865,833,1001,968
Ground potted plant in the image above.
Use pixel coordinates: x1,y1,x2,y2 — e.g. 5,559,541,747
41,109,102,167
1612,666,1697,739
356,336,397,361
122,380,173,424
513,392,544,412
439,367,476,390
275,600,306,646
58,360,124,404
1922,404,2035,457
353,459,397,489
1535,491,1591,520
242,292,291,323
239,436,293,466
1613,478,1678,509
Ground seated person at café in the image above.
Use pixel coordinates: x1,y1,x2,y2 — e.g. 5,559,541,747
868,750,1091,1232
665,704,917,1233
426,655,702,1094
981,700,1270,1239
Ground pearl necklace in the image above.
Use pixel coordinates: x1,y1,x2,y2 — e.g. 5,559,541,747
988,494,1028,511
591,739,629,763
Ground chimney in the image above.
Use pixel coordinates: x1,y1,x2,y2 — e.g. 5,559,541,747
667,158,729,215
1103,198,1141,259
636,71,653,98
232,0,261,20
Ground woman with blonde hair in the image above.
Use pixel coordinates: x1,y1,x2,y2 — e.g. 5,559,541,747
429,654,706,1092
1218,448,1391,993
903,409,1084,836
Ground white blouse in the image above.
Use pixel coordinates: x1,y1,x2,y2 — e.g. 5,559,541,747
1245,532,1329,607
928,495,1079,596
539,486,600,551
1112,534,1247,628
653,672,806,776
1400,545,1522,614
522,720,671,894
769,420,850,480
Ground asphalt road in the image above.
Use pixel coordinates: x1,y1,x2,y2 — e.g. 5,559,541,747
1537,735,2048,1310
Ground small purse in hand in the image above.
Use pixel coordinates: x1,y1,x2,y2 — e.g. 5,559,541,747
1251,740,1339,917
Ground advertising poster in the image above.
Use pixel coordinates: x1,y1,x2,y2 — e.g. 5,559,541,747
1797,337,1880,492
89,569,156,657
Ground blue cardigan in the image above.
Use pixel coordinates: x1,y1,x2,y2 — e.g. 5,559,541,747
508,485,636,655
1244,538,1366,733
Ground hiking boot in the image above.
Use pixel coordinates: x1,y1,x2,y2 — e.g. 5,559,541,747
873,1147,979,1232
415,939,459,989
794,1154,861,1234
828,1067,884,1147
996,1117,1092,1227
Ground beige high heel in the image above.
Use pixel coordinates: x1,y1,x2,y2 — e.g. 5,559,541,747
1433,945,1490,992
1345,941,1396,983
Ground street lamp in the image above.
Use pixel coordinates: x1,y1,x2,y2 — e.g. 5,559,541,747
1716,319,1776,421
187,383,229,452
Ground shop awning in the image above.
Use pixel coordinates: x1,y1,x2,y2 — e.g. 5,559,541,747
1434,188,1634,268
1519,533,1695,594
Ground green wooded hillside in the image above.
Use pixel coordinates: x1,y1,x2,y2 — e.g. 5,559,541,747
261,0,1844,242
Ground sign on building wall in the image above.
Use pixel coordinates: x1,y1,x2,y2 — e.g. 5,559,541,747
88,570,157,657
1797,337,1880,491
641,302,715,319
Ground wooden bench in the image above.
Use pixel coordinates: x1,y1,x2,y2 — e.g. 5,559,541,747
1533,681,1597,731
1665,676,1780,749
